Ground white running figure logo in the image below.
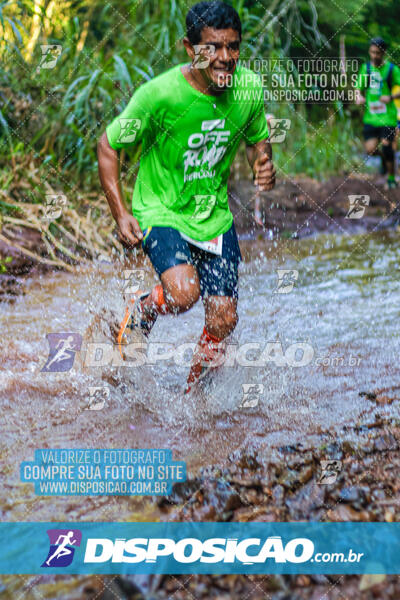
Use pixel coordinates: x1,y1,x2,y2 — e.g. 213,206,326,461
45,335,76,370
46,531,77,566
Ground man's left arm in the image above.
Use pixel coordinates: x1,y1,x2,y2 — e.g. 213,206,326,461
242,74,276,224
391,66,400,100
381,65,400,103
246,139,275,226
246,138,275,191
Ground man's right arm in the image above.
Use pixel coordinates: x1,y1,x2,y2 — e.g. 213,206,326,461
97,131,143,246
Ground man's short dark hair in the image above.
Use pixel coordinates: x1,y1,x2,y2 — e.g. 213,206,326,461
186,1,242,45
370,37,387,52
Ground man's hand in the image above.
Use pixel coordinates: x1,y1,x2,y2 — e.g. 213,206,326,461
380,95,392,104
116,212,143,247
253,153,276,191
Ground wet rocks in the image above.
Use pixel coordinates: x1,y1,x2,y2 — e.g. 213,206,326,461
139,425,400,599
157,478,202,508
359,573,386,592
337,485,365,504
285,482,326,520
359,391,377,401
228,449,262,471
272,484,284,504
0,274,25,303
374,433,398,452
359,390,397,405
166,477,243,521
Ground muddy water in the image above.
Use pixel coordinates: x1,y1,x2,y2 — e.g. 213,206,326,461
1,231,399,525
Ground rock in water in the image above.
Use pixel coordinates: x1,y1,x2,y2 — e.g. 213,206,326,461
359,573,386,591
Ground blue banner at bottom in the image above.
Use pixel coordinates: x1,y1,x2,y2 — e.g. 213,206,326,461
1,522,399,574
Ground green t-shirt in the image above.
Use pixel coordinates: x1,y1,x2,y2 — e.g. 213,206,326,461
106,63,269,241
356,61,400,127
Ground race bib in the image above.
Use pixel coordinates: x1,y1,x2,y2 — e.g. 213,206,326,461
369,101,387,115
180,232,223,255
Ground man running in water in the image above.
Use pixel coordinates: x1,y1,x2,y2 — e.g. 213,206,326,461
98,1,275,392
355,37,400,189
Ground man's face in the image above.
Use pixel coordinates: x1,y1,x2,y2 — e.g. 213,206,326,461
369,44,385,66
190,27,240,90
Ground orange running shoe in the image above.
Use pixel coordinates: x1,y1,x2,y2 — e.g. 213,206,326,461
117,289,156,359
185,328,226,393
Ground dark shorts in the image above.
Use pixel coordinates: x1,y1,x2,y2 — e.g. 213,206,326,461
363,124,396,142
141,223,242,298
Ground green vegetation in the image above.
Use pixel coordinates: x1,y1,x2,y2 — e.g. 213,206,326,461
0,256,12,272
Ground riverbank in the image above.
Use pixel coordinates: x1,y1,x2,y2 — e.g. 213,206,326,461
1,174,399,282
230,172,400,238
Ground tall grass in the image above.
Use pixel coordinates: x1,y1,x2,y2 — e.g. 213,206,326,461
274,109,363,179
